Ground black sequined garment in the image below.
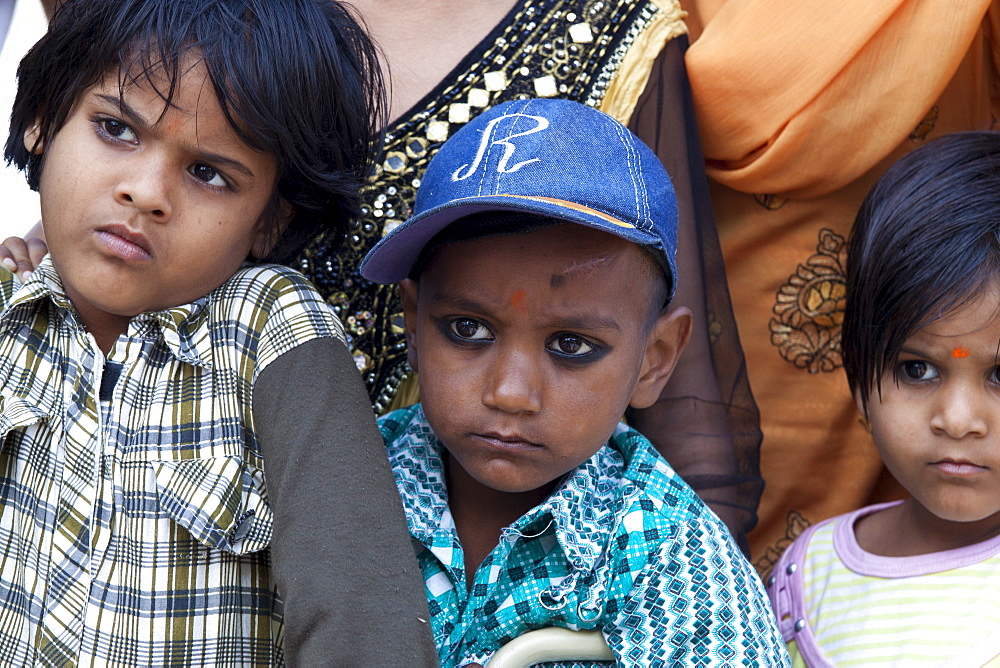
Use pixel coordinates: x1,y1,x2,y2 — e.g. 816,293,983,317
295,0,683,412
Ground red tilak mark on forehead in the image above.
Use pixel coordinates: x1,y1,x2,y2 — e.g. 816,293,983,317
510,290,528,313
162,114,184,134
953,347,970,358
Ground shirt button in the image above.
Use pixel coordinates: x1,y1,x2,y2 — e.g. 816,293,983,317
794,619,806,632
785,562,797,575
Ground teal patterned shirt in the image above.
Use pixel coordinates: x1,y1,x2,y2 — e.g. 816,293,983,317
380,405,790,667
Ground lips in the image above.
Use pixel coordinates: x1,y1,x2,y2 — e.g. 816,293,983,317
474,431,544,453
931,459,989,476
95,224,152,261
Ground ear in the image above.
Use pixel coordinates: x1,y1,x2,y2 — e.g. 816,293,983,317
250,198,294,259
398,278,420,372
23,121,44,155
628,306,693,409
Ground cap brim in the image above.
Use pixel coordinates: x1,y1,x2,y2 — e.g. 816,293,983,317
360,194,663,283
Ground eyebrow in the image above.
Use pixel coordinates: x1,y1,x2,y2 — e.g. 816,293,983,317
430,291,622,331
94,93,256,180
897,345,930,359
899,343,979,361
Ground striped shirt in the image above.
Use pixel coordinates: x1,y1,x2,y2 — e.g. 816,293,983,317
381,404,790,667
0,257,344,666
768,502,1000,667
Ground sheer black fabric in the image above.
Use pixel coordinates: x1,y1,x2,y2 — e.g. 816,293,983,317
626,36,763,553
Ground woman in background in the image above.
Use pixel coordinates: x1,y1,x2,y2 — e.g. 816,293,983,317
682,0,999,570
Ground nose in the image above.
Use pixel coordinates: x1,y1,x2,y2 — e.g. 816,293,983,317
482,345,542,415
114,154,172,220
930,383,989,439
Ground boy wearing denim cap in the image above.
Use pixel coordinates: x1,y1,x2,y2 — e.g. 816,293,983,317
361,98,788,667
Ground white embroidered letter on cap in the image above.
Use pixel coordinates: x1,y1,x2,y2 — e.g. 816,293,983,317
452,113,549,181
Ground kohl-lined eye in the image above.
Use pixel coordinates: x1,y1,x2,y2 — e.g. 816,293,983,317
900,360,937,381
190,163,227,188
547,333,595,357
449,317,492,341
99,118,137,143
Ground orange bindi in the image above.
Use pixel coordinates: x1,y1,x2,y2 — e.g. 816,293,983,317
162,114,185,135
953,347,970,358
510,289,528,313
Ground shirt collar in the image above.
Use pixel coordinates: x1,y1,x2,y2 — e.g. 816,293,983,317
3,256,67,314
384,405,453,546
131,300,213,368
1,256,214,369
515,423,661,572
388,406,663,574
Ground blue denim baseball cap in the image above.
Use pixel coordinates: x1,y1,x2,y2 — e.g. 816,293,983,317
360,98,679,299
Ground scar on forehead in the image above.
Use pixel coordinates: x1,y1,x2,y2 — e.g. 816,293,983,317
953,347,971,358
550,256,611,288
510,290,528,313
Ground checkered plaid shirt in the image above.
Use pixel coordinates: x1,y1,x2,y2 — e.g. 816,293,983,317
0,258,344,666
381,405,790,667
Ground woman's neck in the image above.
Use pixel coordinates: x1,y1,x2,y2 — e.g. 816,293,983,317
349,0,520,121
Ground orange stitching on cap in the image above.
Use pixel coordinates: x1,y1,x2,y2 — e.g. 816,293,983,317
499,195,635,229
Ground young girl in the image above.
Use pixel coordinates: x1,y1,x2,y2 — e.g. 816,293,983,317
767,131,1000,666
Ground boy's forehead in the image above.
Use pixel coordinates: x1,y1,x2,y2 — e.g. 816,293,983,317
440,224,629,268
422,225,657,295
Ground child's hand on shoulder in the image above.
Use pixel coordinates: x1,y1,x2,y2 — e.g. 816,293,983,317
0,228,48,281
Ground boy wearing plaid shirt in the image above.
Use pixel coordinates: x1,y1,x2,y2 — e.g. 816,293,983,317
0,0,435,664
361,99,788,666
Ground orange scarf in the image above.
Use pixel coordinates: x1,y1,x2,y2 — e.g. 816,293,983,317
686,0,995,198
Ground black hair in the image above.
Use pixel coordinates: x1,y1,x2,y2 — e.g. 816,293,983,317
410,212,671,326
4,0,384,263
843,131,1000,414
